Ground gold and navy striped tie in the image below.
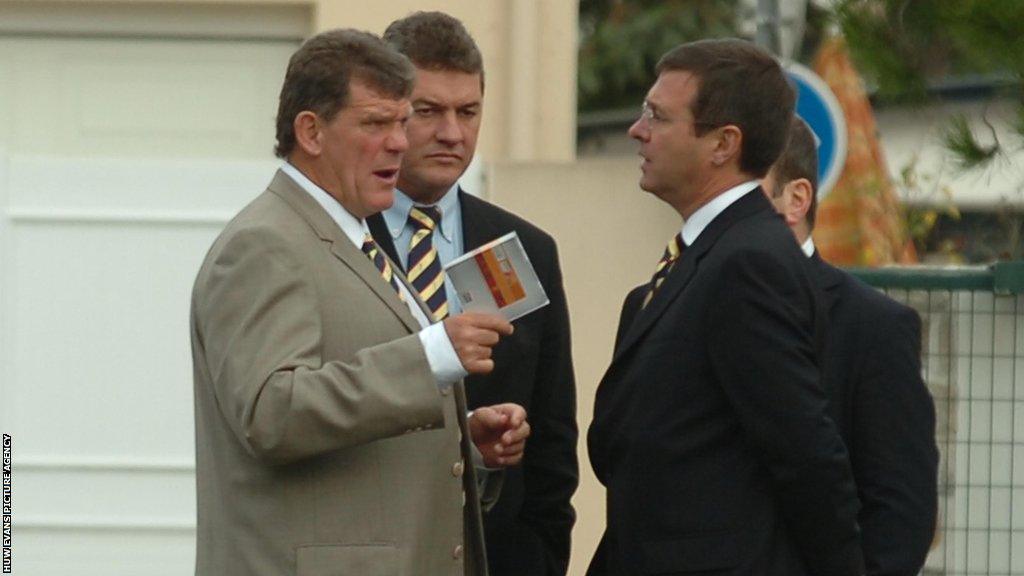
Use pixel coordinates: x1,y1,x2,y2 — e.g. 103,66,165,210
642,232,685,308
406,206,448,321
361,233,404,302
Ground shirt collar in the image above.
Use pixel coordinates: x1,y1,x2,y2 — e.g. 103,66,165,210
802,236,816,258
680,180,760,246
383,183,460,241
280,162,369,248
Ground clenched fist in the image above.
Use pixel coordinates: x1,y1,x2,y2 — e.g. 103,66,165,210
469,404,530,468
443,313,514,374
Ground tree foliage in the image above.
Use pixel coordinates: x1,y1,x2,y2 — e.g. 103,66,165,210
834,0,1024,166
577,0,741,112
834,0,1024,260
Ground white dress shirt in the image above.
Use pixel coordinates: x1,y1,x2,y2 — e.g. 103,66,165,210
679,180,761,246
280,163,468,387
801,237,816,258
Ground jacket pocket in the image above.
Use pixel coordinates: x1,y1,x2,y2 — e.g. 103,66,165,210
296,544,397,576
641,531,741,574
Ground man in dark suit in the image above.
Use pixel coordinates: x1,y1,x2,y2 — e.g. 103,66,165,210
587,39,864,576
367,12,578,576
764,118,938,576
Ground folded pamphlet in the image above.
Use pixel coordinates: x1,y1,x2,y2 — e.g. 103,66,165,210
444,231,549,322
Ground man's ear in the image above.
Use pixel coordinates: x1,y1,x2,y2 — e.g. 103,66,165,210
710,125,742,167
293,111,323,157
781,177,813,227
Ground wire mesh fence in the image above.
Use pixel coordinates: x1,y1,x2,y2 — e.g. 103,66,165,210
853,263,1024,576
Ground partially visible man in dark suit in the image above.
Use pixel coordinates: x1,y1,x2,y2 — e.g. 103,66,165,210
588,39,864,576
367,12,578,576
764,117,938,576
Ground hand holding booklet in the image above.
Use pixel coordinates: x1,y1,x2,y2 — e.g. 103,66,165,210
444,231,549,322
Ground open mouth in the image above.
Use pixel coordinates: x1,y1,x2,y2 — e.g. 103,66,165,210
373,168,399,181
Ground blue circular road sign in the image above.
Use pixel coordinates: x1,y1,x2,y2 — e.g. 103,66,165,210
784,62,847,200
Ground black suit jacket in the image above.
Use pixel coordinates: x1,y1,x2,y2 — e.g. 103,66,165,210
812,254,938,576
588,190,863,576
369,190,579,576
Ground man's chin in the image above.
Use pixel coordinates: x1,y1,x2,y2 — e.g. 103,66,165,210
364,187,396,214
399,173,462,201
427,159,469,179
638,180,673,204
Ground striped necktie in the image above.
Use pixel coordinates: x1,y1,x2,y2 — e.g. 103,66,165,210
361,233,404,302
406,206,448,321
642,232,685,308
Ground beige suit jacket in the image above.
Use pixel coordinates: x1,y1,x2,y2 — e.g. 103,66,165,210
191,170,489,576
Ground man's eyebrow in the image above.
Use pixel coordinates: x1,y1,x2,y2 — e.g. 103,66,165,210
412,97,443,107
411,97,481,109
362,109,403,121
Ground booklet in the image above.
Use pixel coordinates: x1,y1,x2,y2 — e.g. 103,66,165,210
444,231,549,322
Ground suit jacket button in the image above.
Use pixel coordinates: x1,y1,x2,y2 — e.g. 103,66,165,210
452,544,464,560
451,461,464,477
440,386,451,396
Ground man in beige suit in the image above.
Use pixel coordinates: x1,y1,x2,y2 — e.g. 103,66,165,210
191,29,529,576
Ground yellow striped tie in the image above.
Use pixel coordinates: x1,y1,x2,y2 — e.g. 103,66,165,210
361,233,404,303
406,206,448,321
642,233,684,308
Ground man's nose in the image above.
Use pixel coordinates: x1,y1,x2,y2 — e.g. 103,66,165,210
387,123,409,152
436,111,462,144
628,117,648,141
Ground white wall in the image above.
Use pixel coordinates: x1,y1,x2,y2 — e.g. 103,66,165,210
0,9,301,573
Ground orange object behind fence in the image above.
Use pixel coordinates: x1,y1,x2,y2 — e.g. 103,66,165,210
812,36,918,267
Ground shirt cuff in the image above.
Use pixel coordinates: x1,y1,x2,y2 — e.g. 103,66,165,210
419,322,468,389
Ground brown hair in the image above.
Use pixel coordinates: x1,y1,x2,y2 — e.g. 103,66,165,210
274,28,414,158
383,11,484,91
656,38,795,178
772,116,820,229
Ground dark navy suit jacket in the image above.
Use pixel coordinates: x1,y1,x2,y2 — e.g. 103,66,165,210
369,189,579,576
811,254,937,576
588,191,864,576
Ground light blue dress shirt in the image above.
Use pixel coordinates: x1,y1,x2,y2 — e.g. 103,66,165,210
381,184,465,315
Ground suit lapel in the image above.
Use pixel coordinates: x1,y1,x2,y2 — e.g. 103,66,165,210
613,285,647,355
611,237,705,364
611,190,772,365
267,170,421,334
366,213,403,272
459,189,499,252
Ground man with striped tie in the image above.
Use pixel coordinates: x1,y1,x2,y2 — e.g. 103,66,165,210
191,29,530,576
587,39,864,576
368,12,579,576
